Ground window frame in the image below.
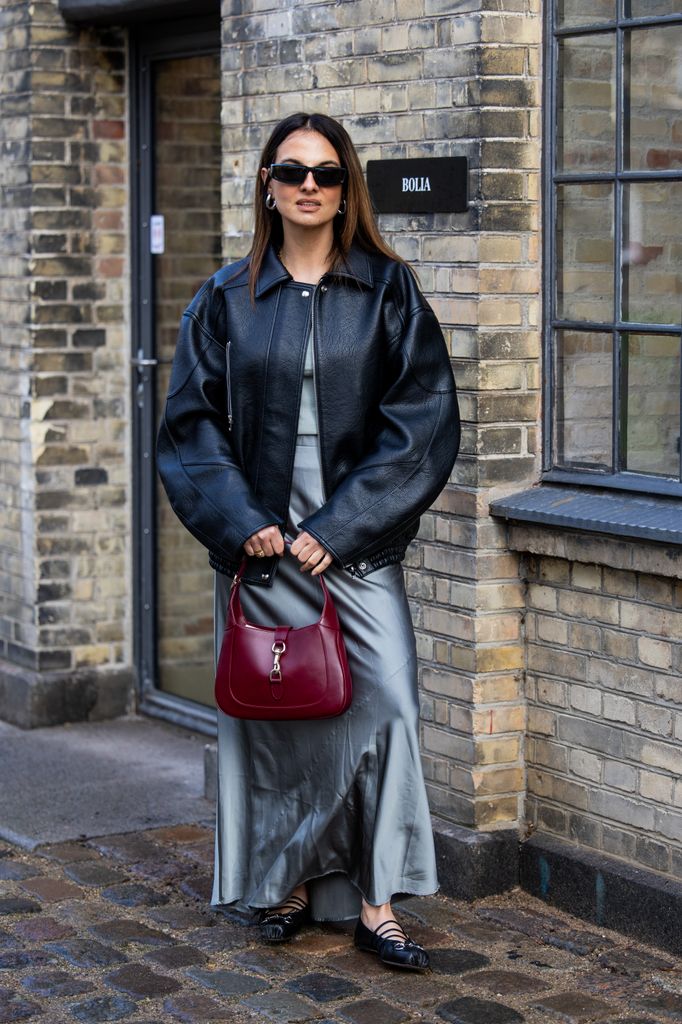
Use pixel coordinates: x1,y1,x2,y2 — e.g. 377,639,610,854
543,1,682,498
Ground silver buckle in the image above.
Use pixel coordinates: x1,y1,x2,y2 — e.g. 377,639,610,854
270,640,286,683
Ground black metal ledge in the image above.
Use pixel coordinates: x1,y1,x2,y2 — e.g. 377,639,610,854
489,485,682,546
59,0,218,24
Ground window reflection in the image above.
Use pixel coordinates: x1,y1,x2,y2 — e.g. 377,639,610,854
624,334,681,476
556,184,614,322
625,2,682,17
154,54,222,709
558,35,615,173
557,0,615,28
626,25,682,171
623,183,682,325
555,331,613,470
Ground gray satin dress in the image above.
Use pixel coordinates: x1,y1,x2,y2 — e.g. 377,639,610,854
211,328,438,921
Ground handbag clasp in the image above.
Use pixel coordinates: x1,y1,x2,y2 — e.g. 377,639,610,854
270,640,286,683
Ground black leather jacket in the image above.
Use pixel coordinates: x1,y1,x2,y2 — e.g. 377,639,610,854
157,244,460,585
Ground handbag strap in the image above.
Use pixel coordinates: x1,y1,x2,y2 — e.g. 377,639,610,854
227,547,337,630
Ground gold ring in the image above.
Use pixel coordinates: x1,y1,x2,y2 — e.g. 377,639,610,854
254,550,265,558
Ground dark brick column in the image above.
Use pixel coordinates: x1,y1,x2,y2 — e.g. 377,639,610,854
0,0,133,726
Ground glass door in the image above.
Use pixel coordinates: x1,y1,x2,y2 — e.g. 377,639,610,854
131,19,222,732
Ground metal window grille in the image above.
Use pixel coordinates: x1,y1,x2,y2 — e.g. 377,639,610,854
543,0,682,497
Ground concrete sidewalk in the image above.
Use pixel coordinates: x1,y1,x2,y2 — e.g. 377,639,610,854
0,716,213,849
0,715,680,1023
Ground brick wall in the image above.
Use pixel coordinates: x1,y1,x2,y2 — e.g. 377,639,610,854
220,0,542,830
507,525,682,881
0,2,34,677
0,0,133,725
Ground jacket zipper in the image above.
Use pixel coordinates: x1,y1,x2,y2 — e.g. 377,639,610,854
310,281,328,500
226,339,233,431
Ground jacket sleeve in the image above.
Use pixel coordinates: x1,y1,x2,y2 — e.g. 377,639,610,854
299,298,460,566
156,280,282,561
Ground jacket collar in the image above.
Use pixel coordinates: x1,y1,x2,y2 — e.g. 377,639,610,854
255,243,374,298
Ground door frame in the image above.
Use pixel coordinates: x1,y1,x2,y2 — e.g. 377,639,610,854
130,15,221,736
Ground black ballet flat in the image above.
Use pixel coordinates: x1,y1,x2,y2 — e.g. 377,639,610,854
354,916,430,971
258,895,311,943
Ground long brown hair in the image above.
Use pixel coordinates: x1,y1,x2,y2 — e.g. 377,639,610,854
248,113,406,301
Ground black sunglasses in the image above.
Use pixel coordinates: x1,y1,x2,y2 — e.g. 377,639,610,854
268,163,347,187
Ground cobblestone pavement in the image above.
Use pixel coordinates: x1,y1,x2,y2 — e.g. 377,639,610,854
0,824,680,1024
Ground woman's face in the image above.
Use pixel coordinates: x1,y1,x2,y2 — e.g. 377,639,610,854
261,129,343,237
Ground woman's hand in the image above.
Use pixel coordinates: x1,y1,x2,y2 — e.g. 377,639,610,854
243,526,285,559
291,531,333,575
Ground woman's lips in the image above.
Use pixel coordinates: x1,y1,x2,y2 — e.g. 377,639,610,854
296,200,321,208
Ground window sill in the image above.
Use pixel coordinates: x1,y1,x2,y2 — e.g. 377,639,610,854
489,485,682,545
489,485,682,579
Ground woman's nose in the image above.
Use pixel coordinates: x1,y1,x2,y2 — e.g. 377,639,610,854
300,170,318,189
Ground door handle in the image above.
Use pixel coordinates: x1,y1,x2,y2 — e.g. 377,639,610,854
130,356,158,368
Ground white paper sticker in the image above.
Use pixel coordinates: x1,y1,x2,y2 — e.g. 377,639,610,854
150,214,165,255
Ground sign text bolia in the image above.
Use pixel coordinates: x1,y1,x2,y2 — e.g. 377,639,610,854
366,157,468,214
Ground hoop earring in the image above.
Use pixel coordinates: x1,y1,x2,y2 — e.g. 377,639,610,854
265,193,277,211
337,198,347,216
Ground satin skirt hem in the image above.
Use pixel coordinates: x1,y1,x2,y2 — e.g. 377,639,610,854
210,872,440,923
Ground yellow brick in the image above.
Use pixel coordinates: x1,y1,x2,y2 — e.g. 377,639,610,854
96,186,126,208
95,234,125,255
423,234,478,262
537,614,568,645
527,707,556,735
479,362,525,389
94,577,126,598
451,645,476,672
528,46,540,76
475,796,520,826
74,645,111,667
480,235,522,263
638,637,672,670
478,299,522,327
528,299,540,328
558,590,619,625
480,268,539,294
476,645,525,672
529,109,540,138
452,266,479,294
527,234,539,262
474,675,522,703
472,767,525,796
482,14,540,45
382,24,409,50
525,362,541,388
430,296,477,326
475,613,521,643
475,735,521,765
572,563,602,590
73,579,94,601
473,705,526,735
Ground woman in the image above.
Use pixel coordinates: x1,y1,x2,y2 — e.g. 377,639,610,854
157,113,460,971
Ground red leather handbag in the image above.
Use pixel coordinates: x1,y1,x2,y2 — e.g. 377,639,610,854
215,558,353,720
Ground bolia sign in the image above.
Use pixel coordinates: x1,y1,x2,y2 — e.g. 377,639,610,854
366,156,468,214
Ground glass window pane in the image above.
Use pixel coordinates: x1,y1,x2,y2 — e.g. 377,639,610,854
626,25,682,171
624,334,681,477
625,2,682,17
557,1,615,28
554,330,613,470
556,183,614,322
623,182,682,325
154,54,222,709
557,35,615,173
